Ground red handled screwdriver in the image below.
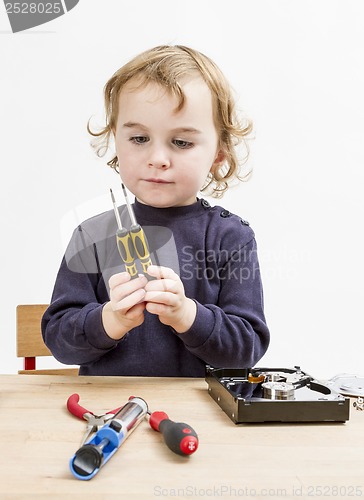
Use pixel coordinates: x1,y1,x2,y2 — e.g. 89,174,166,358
149,411,199,456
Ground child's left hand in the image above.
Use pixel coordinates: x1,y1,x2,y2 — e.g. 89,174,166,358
144,265,196,333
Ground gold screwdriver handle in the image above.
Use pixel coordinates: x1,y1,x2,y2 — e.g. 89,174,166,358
116,229,138,279
130,224,153,273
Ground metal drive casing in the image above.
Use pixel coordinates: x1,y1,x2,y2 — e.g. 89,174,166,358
205,366,350,424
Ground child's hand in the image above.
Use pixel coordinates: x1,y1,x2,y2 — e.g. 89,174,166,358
102,272,148,340
144,265,197,333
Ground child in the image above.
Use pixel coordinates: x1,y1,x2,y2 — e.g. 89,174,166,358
41,45,270,376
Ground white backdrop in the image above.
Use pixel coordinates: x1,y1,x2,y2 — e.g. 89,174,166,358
1,0,363,377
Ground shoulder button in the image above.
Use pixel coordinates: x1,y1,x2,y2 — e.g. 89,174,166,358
240,219,250,226
201,199,210,208
220,210,231,218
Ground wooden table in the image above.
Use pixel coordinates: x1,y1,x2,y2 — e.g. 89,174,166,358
0,375,363,499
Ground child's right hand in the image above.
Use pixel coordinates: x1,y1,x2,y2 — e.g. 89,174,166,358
102,272,148,340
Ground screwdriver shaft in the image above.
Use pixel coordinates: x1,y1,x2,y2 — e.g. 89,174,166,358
110,188,123,230
121,184,137,226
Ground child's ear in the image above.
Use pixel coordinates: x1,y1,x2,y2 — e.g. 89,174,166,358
211,150,226,172
215,150,226,163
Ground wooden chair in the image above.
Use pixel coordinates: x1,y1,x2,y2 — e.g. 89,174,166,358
16,304,79,375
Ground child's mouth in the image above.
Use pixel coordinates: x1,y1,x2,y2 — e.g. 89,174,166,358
145,178,173,184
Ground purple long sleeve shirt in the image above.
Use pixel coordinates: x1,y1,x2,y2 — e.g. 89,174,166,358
41,198,270,376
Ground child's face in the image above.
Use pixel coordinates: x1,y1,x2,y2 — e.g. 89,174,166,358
113,77,223,208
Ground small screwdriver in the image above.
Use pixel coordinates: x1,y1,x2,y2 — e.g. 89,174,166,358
149,411,199,456
110,188,138,279
121,183,153,274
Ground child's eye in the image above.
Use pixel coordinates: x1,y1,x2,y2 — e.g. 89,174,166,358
130,136,149,145
173,139,193,149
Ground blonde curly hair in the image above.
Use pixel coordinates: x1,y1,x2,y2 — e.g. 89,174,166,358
88,45,252,198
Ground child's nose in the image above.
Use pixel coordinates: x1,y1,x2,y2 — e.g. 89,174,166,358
148,145,171,169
